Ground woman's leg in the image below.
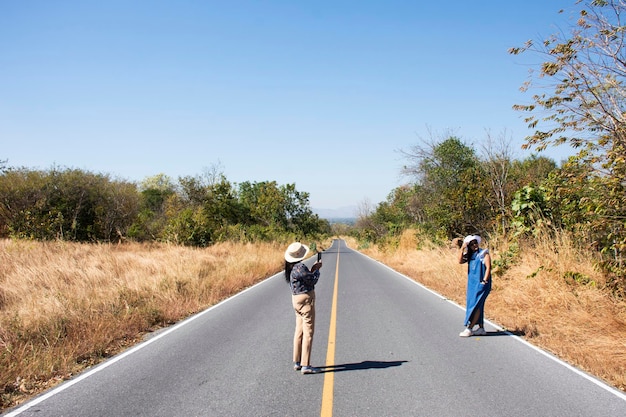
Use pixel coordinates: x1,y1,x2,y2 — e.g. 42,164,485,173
468,307,482,329
292,292,315,366
293,313,303,364
468,289,490,329
292,294,305,363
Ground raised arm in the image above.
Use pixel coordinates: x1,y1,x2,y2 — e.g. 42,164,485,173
458,241,468,264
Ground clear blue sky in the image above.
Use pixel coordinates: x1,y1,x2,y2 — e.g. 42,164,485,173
1,1,579,213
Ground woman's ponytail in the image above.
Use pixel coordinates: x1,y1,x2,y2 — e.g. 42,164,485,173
284,261,294,283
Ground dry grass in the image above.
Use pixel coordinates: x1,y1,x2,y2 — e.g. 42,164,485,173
0,239,298,409
356,230,626,393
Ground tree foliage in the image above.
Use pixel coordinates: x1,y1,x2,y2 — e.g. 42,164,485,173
354,134,559,247
0,167,139,241
510,0,626,287
510,0,626,175
399,136,491,238
0,166,329,245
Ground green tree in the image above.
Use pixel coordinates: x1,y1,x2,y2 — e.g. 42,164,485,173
163,174,244,245
279,183,320,234
203,176,246,239
0,168,51,239
511,185,553,237
163,204,212,246
237,181,328,237
359,187,417,243
401,136,489,237
0,167,139,241
238,181,287,228
128,174,176,241
94,178,140,240
498,155,558,234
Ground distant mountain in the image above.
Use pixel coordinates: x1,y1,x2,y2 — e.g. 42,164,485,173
314,206,358,221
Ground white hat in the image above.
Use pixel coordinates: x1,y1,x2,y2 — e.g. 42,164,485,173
284,242,310,262
463,235,481,245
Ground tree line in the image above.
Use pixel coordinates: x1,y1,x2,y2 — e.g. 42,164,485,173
0,163,330,245
353,135,555,241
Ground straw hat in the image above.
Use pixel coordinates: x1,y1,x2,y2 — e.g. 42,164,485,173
284,242,309,263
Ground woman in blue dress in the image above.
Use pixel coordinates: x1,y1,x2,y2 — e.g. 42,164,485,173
458,235,492,337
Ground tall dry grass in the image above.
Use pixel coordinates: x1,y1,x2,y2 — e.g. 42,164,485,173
0,239,297,409
357,230,626,393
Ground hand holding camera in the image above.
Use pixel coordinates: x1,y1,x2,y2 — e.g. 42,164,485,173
311,252,322,272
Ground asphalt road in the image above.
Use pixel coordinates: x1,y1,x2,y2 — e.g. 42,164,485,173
4,239,626,417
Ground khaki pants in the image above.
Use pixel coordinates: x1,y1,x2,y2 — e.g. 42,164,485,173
292,291,315,366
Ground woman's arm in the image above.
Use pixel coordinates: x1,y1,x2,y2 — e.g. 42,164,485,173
458,242,468,264
483,252,492,282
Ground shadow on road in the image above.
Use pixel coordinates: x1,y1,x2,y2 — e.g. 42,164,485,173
484,329,525,336
319,360,408,373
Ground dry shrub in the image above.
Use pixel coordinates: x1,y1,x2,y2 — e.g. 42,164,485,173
361,229,626,392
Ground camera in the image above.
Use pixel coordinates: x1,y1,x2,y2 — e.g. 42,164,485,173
317,252,322,262
461,248,469,263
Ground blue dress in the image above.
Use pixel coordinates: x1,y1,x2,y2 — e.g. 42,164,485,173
464,248,491,326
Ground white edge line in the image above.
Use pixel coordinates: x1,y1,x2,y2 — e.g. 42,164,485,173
352,247,626,402
4,273,282,417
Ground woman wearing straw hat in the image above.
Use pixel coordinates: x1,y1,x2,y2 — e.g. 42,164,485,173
284,242,322,374
458,235,492,337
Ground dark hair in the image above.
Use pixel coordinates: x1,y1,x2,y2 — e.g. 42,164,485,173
284,261,295,282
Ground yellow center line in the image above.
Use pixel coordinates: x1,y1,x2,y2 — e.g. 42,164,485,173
321,249,340,417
